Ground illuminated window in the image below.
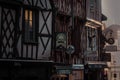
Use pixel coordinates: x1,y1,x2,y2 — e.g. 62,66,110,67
24,8,38,43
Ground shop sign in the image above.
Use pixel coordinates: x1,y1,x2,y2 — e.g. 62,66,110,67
88,64,102,68
107,38,115,44
56,32,67,50
87,62,107,69
66,45,75,54
57,70,71,74
105,45,117,51
72,64,84,69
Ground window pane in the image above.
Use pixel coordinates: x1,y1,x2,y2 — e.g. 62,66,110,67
29,20,32,28
29,10,32,20
29,10,33,28
29,30,33,41
24,9,37,43
25,10,28,20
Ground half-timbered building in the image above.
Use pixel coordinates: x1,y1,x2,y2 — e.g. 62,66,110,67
0,0,87,80
0,0,54,80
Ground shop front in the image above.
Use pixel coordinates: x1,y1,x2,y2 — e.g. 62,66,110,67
85,62,107,80
51,64,84,80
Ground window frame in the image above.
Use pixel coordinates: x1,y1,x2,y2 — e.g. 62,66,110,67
23,7,39,44
87,27,98,51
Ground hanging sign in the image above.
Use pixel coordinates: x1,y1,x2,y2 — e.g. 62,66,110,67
56,32,67,50
107,38,115,44
66,45,75,54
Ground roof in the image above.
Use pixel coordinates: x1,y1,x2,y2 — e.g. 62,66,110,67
102,14,107,21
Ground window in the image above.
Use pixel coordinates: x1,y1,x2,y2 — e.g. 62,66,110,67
114,73,117,78
24,8,38,43
87,27,97,51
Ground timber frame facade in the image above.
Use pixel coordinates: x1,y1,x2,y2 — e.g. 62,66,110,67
51,0,86,80
0,0,53,60
0,0,87,80
0,0,54,80
51,0,86,64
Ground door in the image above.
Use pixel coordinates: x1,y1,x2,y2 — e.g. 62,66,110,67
0,6,18,58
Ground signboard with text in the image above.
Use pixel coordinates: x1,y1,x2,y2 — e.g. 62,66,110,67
105,45,117,51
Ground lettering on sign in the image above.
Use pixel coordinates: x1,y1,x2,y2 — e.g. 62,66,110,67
105,45,117,51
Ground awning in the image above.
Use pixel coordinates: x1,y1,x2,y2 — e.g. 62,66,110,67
86,61,107,69
72,64,84,70
55,66,72,74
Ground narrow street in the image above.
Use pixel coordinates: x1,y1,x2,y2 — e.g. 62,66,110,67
0,0,119,80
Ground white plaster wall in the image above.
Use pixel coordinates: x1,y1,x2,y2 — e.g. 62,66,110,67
105,26,120,80
102,0,120,80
